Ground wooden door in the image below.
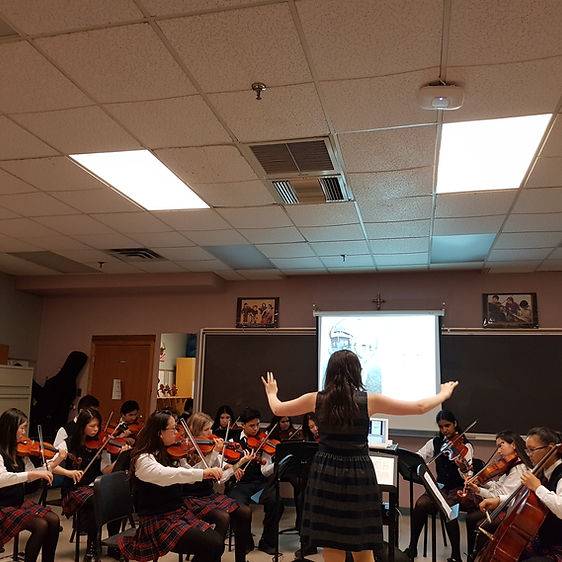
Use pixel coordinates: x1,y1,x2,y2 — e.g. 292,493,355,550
89,335,155,426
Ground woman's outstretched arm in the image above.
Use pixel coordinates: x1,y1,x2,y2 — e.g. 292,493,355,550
262,371,317,417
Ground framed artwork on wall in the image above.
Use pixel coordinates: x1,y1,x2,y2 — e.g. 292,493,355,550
482,293,538,328
236,297,279,328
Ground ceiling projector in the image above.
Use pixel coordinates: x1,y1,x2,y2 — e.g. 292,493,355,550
418,84,464,110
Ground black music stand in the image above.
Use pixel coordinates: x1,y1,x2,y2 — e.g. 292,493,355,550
274,441,318,562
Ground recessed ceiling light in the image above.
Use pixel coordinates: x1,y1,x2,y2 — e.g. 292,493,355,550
436,114,551,194
69,150,208,210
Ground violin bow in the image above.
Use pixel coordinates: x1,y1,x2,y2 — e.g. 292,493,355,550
241,423,278,474
77,424,120,482
219,416,240,469
179,418,210,469
427,419,478,466
104,411,114,433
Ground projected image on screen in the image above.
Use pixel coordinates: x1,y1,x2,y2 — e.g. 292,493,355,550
318,313,439,401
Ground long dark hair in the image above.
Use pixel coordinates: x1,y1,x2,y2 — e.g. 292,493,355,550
527,426,562,459
69,408,101,455
0,408,27,461
435,410,467,444
130,410,174,476
266,415,295,440
495,429,532,468
212,405,235,431
302,412,318,441
318,350,364,426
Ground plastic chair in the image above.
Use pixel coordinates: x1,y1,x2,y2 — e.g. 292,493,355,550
92,471,136,559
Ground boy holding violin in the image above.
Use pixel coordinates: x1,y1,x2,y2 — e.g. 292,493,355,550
227,407,284,555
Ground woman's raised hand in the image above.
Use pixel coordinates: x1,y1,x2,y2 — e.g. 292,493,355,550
439,380,459,399
261,371,278,396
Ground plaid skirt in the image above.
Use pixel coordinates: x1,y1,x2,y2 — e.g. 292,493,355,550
119,506,213,562
301,450,383,552
183,493,239,517
62,486,94,518
0,501,53,547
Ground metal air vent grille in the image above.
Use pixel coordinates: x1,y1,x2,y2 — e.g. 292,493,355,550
107,248,165,261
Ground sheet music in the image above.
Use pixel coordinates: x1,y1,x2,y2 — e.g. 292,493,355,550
419,466,457,522
370,455,396,486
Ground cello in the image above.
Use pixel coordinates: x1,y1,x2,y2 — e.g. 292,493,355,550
475,442,562,562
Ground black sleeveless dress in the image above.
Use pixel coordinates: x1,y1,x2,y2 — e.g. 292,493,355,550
301,391,383,552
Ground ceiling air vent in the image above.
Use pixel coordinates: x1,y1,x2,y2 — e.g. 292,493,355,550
272,176,348,205
250,140,335,175
107,248,165,262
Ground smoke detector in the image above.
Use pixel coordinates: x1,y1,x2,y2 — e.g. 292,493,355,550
418,83,464,110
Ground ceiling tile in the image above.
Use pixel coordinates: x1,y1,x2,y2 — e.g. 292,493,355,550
512,187,562,213
537,259,562,272
0,157,106,191
156,146,258,184
364,220,430,238
432,233,495,263
0,193,77,216
444,59,562,123
85,261,141,274
435,192,516,218
208,84,328,142
155,246,218,261
487,261,542,273
36,24,195,103
429,261,483,271
0,253,58,276
488,248,552,261
255,243,315,259
369,237,429,253
181,230,247,246
503,212,562,232
131,231,194,248
310,240,369,255
34,214,115,236
0,0,142,34
541,117,562,157
339,126,436,172
176,259,230,272
235,269,285,280
0,41,90,113
104,96,230,147
321,255,375,268
192,181,275,207
374,253,428,266
349,168,434,201
526,157,562,188
56,248,121,263
92,212,171,233
52,188,140,213
158,3,311,91
24,236,93,251
217,206,292,228
238,227,305,244
0,237,42,252
12,107,141,154
155,209,231,231
300,223,364,242
270,256,325,269
433,215,504,235
548,247,562,260
447,0,562,66
0,208,20,219
493,232,562,249
285,202,360,227
129,261,187,273
296,0,442,80
0,218,59,238
321,69,438,132
72,232,141,248
0,169,36,195
0,117,58,159
358,196,433,222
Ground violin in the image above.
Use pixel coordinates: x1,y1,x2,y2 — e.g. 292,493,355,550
247,432,280,456
441,432,472,472
458,454,519,498
108,417,144,437
85,433,128,456
17,439,82,466
279,427,302,441
167,434,220,459
223,442,245,462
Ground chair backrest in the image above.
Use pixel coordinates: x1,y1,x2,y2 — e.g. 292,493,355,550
472,457,485,474
93,471,134,528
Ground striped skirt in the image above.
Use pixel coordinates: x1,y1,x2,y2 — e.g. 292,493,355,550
0,501,53,547
301,450,383,552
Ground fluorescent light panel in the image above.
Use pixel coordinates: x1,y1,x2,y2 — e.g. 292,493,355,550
70,150,208,210
436,114,551,194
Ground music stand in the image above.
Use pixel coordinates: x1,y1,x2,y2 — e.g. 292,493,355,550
274,441,318,562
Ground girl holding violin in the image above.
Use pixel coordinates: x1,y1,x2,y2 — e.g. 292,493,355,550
119,410,224,562
464,430,532,558
182,412,252,562
212,405,241,441
61,407,130,562
405,409,476,562
0,408,76,562
267,415,301,441
262,350,459,562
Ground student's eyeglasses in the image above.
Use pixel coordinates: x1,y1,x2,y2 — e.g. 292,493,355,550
525,445,549,455
163,426,177,432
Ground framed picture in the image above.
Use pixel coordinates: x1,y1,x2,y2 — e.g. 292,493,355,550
482,293,538,328
236,297,279,328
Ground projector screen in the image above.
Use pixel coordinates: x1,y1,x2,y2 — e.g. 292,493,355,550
315,311,443,433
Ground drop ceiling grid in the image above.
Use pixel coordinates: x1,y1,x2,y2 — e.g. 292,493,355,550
0,117,58,159
0,169,37,195
190,181,275,208
349,168,434,201
0,192,79,217
91,211,177,233
50,189,142,214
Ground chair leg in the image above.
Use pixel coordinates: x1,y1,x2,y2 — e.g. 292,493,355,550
12,533,19,561
74,513,81,562
422,516,428,557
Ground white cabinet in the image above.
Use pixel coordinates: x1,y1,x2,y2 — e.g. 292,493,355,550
0,365,33,419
